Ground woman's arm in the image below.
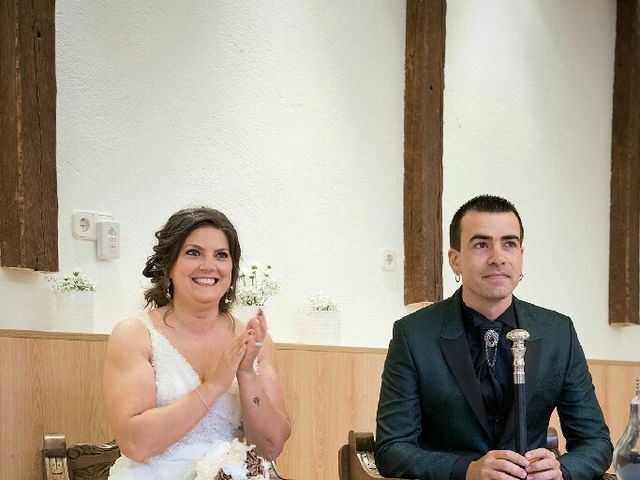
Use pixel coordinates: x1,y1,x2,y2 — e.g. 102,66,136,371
236,311,291,459
102,318,246,462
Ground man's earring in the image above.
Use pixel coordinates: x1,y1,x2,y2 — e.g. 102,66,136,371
455,273,461,283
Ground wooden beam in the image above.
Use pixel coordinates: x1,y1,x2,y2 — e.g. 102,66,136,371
609,0,640,326
403,0,446,305
0,0,58,271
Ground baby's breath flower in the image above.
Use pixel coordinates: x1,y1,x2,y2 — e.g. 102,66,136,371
236,263,279,306
308,293,337,311
46,271,96,292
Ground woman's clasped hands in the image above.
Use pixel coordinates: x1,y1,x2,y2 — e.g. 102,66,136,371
239,308,267,372
204,309,268,393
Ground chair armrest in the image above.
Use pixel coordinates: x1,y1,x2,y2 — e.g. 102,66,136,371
546,426,560,458
43,433,120,480
43,434,70,480
270,459,294,480
345,430,408,480
339,444,350,479
545,428,617,480
65,439,120,478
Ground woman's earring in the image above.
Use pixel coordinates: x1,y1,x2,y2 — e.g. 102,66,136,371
166,279,172,299
454,273,461,283
519,273,524,281
224,286,233,304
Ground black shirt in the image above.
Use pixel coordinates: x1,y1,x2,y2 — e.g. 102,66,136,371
462,300,517,443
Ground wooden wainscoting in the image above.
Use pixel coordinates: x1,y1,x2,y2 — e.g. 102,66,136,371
274,344,387,479
549,359,640,456
0,330,112,480
0,329,638,480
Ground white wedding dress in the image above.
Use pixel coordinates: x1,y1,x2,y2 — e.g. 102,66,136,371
108,314,254,480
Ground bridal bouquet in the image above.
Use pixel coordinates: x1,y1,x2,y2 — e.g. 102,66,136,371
194,439,269,480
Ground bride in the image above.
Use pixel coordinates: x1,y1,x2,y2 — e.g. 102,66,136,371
103,207,291,480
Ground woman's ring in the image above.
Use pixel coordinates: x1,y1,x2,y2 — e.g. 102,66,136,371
254,341,263,348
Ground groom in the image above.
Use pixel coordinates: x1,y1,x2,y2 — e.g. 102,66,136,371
375,195,612,480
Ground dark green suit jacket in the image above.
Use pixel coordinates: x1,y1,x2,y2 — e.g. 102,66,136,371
375,289,612,480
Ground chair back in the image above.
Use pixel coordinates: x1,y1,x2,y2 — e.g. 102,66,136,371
44,434,119,480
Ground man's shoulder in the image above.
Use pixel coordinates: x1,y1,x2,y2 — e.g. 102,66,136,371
513,296,575,338
394,295,454,334
514,296,571,321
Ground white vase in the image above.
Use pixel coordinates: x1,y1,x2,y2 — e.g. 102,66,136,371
233,304,263,323
305,310,341,346
56,290,94,332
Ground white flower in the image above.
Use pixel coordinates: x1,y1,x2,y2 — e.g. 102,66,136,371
236,263,280,306
195,442,228,479
222,439,251,475
194,438,268,480
46,271,96,292
308,293,337,311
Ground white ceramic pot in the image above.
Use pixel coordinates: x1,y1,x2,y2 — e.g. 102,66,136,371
233,304,263,323
56,290,94,332
305,310,341,346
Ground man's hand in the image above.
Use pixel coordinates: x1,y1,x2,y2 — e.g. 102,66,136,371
466,450,529,479
524,448,562,480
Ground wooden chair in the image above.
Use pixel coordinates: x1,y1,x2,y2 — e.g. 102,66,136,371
43,434,119,480
338,429,617,480
43,433,291,480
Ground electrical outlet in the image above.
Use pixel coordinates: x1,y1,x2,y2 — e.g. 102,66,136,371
381,249,397,271
72,211,112,240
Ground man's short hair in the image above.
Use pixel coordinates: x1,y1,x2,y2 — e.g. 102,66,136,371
449,195,524,250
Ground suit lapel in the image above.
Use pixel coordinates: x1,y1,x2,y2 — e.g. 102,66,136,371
439,291,492,439
497,297,542,447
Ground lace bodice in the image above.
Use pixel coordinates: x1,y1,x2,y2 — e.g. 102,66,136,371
108,314,244,480
143,315,243,446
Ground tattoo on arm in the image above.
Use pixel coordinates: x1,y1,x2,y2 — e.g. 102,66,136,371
253,396,260,406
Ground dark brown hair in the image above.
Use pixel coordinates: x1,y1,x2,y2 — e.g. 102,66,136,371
142,207,241,313
449,195,524,250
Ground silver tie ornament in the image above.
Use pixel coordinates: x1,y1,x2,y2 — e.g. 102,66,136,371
484,329,500,368
506,329,530,455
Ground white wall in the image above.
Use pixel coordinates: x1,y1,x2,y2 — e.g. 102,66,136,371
1,1,407,347
1,0,637,361
442,0,638,361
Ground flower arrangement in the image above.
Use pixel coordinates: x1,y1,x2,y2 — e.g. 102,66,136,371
308,293,338,312
194,438,268,480
236,264,279,306
46,271,96,292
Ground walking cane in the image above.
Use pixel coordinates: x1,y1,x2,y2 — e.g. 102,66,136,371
506,329,530,455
